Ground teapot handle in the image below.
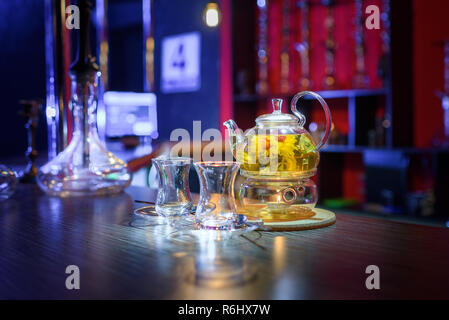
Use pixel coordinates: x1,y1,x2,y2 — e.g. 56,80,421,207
290,91,332,152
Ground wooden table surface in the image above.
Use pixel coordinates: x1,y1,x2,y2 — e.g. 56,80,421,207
1,184,449,299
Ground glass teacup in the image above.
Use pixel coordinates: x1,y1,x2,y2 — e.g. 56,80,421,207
152,156,193,222
193,161,240,230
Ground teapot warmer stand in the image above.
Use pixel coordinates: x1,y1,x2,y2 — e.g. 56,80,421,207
260,208,336,231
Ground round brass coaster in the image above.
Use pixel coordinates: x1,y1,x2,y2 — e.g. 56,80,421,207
260,208,336,231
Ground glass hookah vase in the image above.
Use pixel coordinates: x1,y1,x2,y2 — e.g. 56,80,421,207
37,1,131,197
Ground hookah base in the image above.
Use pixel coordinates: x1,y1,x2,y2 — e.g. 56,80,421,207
39,177,130,197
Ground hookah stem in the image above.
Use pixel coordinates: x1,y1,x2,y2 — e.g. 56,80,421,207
28,108,37,173
82,84,90,168
19,100,40,175
69,0,96,169
26,114,33,158
79,0,91,168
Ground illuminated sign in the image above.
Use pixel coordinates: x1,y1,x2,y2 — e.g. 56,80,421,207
161,32,201,93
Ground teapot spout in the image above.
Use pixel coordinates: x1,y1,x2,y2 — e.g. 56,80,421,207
223,120,243,153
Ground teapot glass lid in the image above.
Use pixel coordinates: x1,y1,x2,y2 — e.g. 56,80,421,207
255,99,300,125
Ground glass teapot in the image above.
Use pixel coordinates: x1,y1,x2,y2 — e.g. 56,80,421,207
224,91,332,180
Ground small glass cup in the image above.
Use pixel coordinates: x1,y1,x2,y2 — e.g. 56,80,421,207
152,157,193,222
194,161,240,230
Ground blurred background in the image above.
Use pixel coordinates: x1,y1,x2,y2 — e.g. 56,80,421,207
1,0,449,226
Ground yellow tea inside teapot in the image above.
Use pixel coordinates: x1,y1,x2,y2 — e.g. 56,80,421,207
232,132,319,178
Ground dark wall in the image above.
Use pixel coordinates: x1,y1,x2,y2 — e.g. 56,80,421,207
108,0,143,92
0,0,46,158
153,0,220,141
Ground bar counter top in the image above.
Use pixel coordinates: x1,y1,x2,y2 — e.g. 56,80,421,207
1,184,449,299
